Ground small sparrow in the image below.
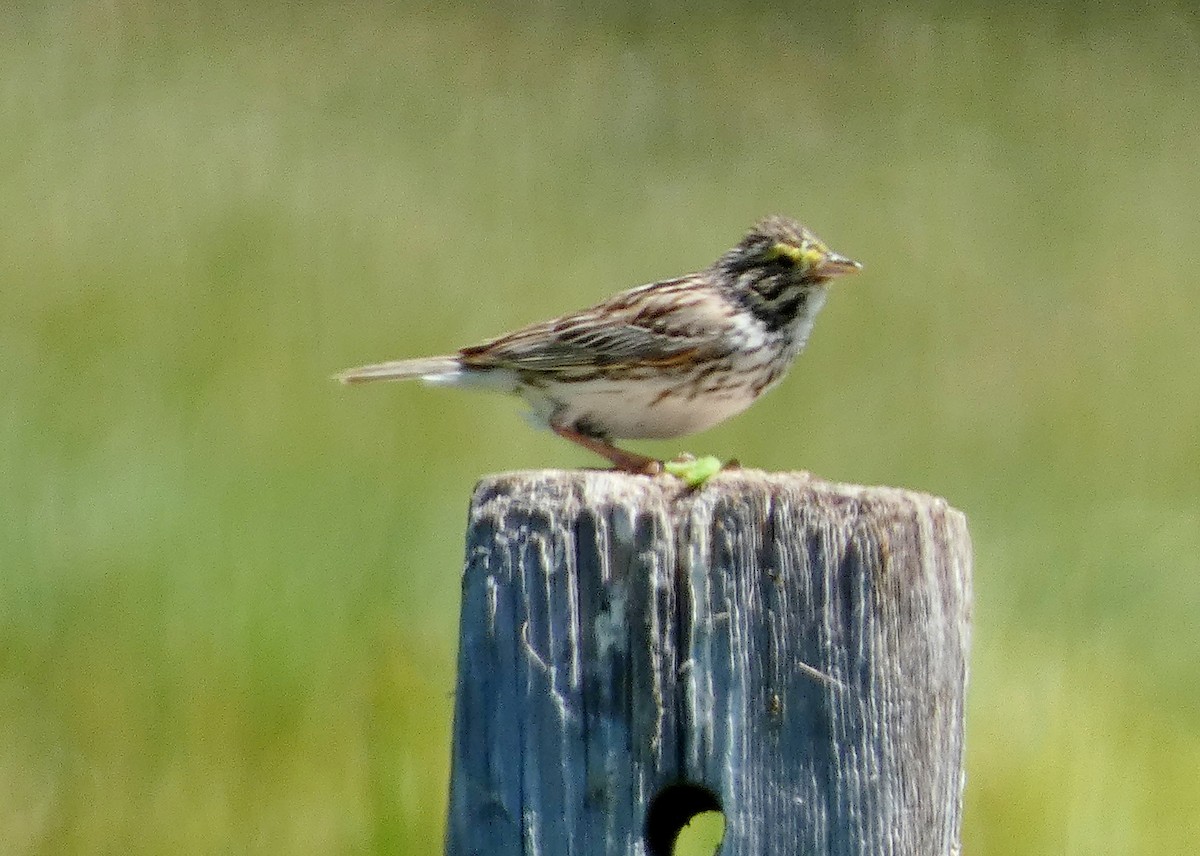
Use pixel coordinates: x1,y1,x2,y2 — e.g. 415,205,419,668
336,216,860,474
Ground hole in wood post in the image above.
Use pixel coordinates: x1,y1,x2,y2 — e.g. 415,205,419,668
644,782,725,856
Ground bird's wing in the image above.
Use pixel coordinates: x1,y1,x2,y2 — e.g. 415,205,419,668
458,275,737,373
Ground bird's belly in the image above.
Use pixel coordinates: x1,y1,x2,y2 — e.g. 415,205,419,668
528,379,759,440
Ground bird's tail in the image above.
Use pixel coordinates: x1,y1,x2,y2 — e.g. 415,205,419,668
333,355,461,385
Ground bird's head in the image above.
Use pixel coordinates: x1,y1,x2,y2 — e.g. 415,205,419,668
714,215,861,330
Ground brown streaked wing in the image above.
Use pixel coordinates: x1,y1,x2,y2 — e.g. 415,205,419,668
458,274,737,372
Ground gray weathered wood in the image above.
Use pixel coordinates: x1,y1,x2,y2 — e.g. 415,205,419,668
445,470,972,856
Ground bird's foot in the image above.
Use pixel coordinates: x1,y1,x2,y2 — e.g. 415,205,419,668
607,449,662,475
551,424,662,475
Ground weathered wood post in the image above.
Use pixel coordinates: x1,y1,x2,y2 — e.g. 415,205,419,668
445,470,972,856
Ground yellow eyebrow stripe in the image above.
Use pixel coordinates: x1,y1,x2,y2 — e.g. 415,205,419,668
767,241,824,267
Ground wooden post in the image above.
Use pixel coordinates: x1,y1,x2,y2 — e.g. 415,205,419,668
445,470,972,856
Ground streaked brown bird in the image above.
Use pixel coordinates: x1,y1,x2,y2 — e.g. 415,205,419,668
336,216,860,474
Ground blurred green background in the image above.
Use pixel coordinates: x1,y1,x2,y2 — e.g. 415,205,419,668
3,1,1199,853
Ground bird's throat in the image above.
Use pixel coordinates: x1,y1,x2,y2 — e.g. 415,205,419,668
743,280,827,336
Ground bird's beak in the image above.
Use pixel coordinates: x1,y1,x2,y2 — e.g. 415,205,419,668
815,252,863,280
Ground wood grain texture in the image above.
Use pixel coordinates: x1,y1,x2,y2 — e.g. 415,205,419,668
445,470,972,856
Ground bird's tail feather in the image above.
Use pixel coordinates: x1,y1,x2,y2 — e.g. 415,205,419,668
334,356,461,385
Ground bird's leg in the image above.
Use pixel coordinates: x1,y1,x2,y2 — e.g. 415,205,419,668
551,423,662,475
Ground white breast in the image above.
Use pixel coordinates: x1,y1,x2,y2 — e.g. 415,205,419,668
522,376,761,439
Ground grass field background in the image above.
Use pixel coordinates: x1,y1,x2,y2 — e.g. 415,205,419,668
3,1,1199,853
